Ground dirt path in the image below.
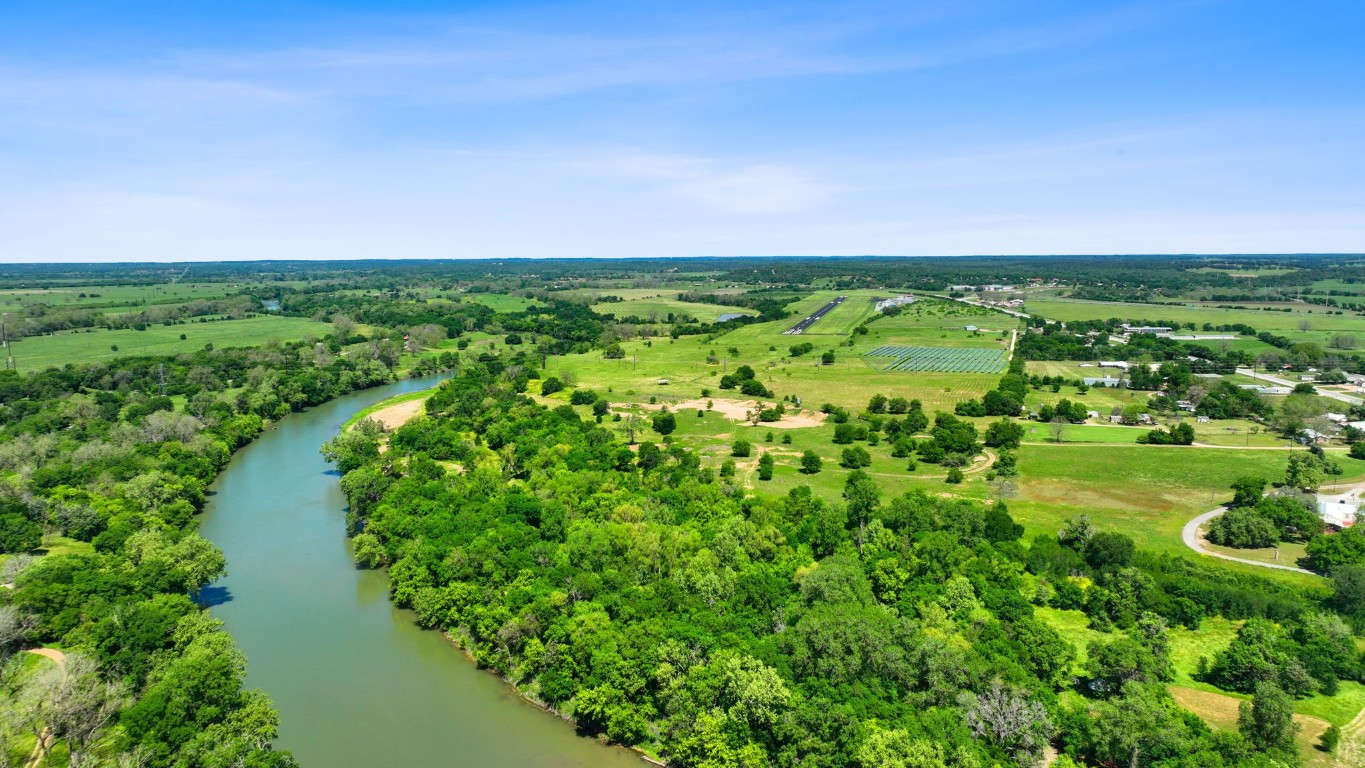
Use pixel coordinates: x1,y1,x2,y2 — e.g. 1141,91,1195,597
1335,698,1365,768
1181,508,1315,574
23,648,66,768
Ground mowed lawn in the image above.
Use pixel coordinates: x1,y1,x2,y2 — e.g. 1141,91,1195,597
9,316,334,371
1013,444,1365,558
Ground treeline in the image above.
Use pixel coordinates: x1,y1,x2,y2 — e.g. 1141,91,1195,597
326,366,1357,767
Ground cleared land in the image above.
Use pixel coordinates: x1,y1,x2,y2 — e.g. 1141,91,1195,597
592,296,756,323
1025,297,1365,346
7,316,334,372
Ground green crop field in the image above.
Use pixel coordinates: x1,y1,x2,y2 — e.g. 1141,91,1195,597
867,345,1008,373
6,316,334,372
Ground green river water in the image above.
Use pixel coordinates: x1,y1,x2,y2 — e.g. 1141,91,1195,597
199,376,647,767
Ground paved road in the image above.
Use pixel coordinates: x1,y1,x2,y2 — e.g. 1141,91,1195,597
1235,367,1364,406
1181,507,1315,574
784,295,847,335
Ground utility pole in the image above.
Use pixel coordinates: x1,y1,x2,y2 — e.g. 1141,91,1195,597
1,320,11,371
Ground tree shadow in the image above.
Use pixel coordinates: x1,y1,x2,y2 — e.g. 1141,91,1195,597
196,585,234,607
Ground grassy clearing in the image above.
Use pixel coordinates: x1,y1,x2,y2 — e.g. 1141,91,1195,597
592,297,756,323
1013,445,1365,559
462,293,542,312
8,316,334,372
0,282,250,312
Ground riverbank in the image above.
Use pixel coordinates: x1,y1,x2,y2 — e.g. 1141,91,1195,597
341,387,435,430
199,373,647,768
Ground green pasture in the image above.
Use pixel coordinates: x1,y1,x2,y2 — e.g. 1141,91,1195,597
592,296,756,323
1025,298,1365,343
7,316,334,372
1012,444,1365,562
550,295,1006,412
462,293,543,312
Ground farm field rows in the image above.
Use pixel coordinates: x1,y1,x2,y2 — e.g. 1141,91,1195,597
867,345,1008,373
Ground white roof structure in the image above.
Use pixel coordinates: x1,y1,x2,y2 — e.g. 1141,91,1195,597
1318,490,1361,528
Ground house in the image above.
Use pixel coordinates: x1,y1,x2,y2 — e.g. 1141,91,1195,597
1318,490,1360,528
1196,415,1211,423
1327,413,1348,424
1084,376,1122,387
1109,414,1125,424
1099,360,1130,370
1348,420,1365,431
1086,410,1101,419
1121,324,1173,335
1302,429,1330,444
1176,400,1196,412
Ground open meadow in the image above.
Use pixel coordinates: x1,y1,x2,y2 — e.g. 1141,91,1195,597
6,315,334,371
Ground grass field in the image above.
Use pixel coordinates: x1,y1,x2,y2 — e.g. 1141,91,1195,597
1025,297,1365,345
0,282,250,312
548,293,1009,413
7,316,334,371
591,296,756,323
1013,445,1365,563
462,293,542,312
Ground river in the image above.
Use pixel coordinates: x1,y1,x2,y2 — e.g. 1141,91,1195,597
199,375,647,768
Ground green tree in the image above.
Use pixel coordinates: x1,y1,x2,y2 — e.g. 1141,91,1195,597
1285,451,1326,490
1230,476,1267,508
843,470,882,550
757,453,774,481
651,411,677,436
1238,682,1298,755
800,451,823,474
983,418,1024,449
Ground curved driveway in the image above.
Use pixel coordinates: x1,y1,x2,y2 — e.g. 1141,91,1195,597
1181,507,1315,574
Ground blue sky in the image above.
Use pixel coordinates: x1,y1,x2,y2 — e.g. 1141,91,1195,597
1,0,1362,261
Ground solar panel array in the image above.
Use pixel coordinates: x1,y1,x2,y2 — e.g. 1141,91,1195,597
865,345,1008,373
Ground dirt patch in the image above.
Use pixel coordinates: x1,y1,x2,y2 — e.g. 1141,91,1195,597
1169,686,1331,754
636,398,826,429
366,397,428,430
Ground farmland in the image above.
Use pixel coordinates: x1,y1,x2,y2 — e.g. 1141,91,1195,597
5,315,334,371
866,345,1009,373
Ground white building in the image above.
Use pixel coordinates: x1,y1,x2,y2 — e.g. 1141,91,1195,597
1099,360,1130,370
1318,490,1361,529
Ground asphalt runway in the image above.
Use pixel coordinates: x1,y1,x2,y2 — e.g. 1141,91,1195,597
783,295,847,334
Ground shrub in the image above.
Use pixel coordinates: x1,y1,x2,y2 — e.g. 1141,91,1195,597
945,467,964,484
800,451,822,474
731,440,753,457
